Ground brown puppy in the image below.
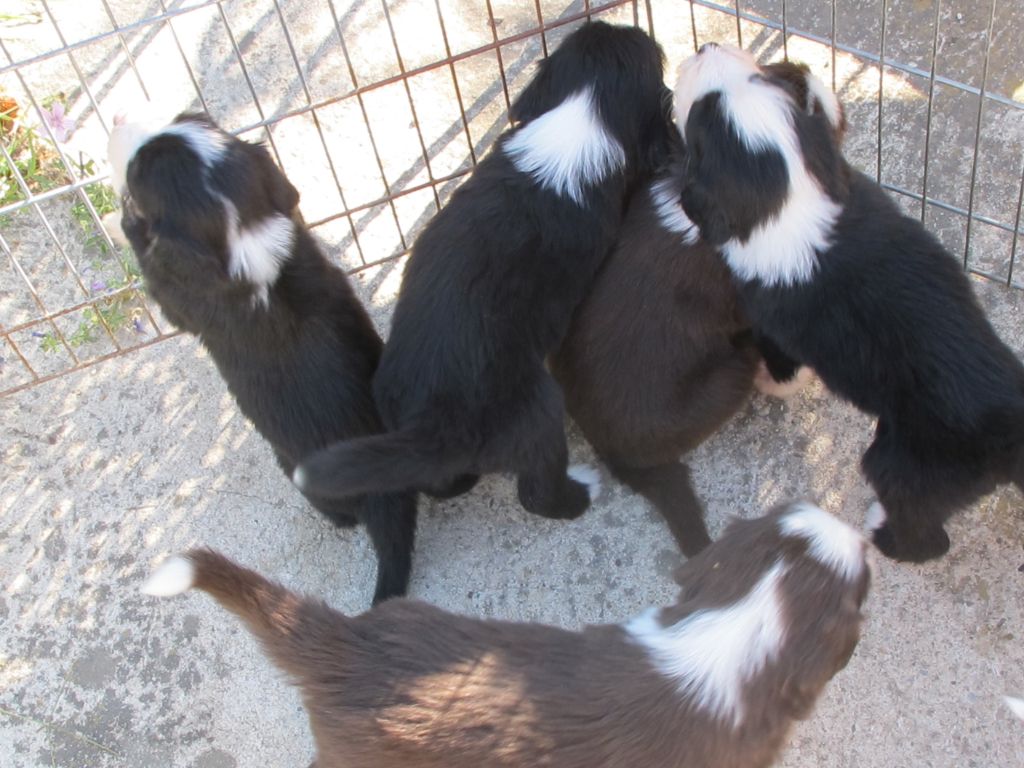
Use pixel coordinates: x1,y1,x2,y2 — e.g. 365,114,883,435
551,61,845,556
143,501,869,768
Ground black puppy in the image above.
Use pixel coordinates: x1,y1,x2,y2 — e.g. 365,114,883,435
673,44,1024,562
296,23,675,522
108,114,416,604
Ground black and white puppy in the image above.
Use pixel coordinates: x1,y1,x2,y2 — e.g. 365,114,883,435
108,114,417,604
295,23,675,521
550,61,841,558
673,43,1024,562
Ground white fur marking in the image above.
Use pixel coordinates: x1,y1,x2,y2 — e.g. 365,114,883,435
159,120,228,168
504,88,626,205
292,465,308,492
107,118,227,195
674,44,841,286
865,501,887,532
626,561,788,726
568,463,602,502
223,199,294,306
803,71,843,131
141,555,195,597
1004,696,1024,722
107,121,156,194
754,362,814,399
779,502,865,580
650,178,699,245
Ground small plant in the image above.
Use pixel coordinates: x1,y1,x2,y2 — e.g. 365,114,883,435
70,169,120,254
0,90,150,353
0,97,70,210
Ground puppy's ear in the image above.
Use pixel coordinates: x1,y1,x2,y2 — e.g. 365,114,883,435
509,60,552,125
254,145,299,214
269,169,299,214
636,85,681,175
678,179,733,246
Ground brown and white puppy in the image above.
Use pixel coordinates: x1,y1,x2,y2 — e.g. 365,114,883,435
143,501,870,768
550,61,843,556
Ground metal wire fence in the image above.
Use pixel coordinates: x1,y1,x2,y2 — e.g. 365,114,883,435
1,0,1022,397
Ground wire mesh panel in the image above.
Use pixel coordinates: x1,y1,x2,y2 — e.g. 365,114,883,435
2,0,1023,396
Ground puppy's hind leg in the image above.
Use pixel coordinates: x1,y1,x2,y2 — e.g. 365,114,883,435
359,492,417,605
512,377,594,520
861,427,954,562
606,459,711,557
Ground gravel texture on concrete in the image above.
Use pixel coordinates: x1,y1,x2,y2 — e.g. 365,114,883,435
3,269,1024,767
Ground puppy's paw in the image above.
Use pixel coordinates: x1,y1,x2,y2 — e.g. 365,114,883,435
100,210,129,248
754,361,814,398
568,464,602,503
870,518,950,563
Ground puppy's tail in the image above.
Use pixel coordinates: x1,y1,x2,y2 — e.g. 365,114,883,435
294,428,462,499
142,549,345,681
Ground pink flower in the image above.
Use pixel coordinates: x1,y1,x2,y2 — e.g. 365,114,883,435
41,102,74,143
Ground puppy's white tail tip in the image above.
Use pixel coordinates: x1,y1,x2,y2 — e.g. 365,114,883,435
291,465,308,492
1004,695,1024,721
141,555,196,597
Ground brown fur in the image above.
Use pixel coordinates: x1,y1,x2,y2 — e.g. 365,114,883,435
550,171,755,556
161,503,868,768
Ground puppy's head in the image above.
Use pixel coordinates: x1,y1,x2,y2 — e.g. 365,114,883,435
107,113,299,303
664,501,870,723
510,21,674,177
761,60,846,143
672,44,846,284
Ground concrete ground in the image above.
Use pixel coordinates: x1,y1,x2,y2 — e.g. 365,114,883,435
3,1,1024,767
3,268,1024,767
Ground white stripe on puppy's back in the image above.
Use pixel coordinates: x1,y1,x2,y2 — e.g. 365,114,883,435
223,200,294,307
141,555,196,597
779,502,866,580
504,88,626,205
160,120,229,168
626,561,787,726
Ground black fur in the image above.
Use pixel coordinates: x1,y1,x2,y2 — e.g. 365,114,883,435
296,22,675,521
117,114,416,604
677,57,1024,562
